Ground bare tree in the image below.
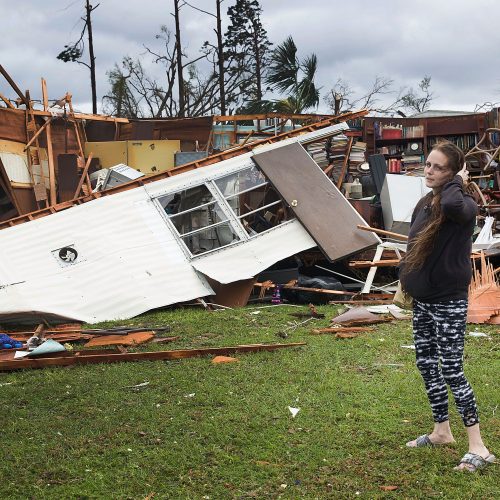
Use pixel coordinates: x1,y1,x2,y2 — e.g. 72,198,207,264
324,75,434,117
398,76,434,114
324,76,395,114
57,1,99,113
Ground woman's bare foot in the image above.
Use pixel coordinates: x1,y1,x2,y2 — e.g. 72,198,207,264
454,423,493,470
406,432,455,447
454,445,492,471
406,421,455,447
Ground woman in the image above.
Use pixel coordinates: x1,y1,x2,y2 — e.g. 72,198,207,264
399,141,494,472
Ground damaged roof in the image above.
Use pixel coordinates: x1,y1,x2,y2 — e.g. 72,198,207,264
0,122,380,323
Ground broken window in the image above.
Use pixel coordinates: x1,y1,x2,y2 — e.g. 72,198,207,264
156,166,293,257
214,166,291,236
158,184,240,255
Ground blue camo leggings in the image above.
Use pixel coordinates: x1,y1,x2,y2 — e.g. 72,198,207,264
412,299,479,427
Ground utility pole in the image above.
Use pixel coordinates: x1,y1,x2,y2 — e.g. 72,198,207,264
174,0,185,117
216,0,226,115
86,1,98,114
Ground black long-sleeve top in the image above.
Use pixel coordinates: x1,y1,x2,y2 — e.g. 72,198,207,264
399,175,477,303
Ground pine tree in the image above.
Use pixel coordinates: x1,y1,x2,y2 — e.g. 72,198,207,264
224,0,272,108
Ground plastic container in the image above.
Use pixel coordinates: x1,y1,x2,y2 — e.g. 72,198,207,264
350,178,363,199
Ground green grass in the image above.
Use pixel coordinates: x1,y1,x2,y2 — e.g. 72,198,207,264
0,304,498,499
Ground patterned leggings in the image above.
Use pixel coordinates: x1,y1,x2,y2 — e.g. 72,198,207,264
412,299,479,427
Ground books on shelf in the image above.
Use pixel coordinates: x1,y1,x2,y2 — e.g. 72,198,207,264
375,122,424,140
427,134,478,151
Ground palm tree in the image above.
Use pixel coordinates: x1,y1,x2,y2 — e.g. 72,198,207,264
243,36,320,114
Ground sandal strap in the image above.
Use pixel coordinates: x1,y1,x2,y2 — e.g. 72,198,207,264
460,453,487,469
415,434,433,447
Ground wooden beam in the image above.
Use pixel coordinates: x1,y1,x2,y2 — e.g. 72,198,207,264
282,284,355,296
214,112,335,122
41,78,57,205
0,91,15,109
23,116,53,151
0,65,29,106
336,136,354,190
0,342,306,372
73,152,93,199
32,109,129,123
66,93,85,158
348,259,400,268
357,224,408,241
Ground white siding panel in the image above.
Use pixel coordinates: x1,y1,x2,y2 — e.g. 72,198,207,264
0,187,213,323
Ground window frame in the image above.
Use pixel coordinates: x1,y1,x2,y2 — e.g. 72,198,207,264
153,165,294,259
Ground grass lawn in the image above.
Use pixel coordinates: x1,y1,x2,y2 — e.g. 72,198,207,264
0,304,498,499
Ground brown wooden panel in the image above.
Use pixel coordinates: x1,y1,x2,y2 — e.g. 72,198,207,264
252,142,379,261
57,154,79,202
0,108,27,143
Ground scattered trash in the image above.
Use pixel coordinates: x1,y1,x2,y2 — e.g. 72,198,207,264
184,393,196,398
401,345,416,349
212,355,238,364
468,331,490,338
84,331,155,347
123,382,150,390
14,339,66,358
330,306,392,327
379,485,398,491
288,406,300,418
0,333,23,350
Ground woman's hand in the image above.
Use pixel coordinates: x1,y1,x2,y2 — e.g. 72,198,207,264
456,163,470,183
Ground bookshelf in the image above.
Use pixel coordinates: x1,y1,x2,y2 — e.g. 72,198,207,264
363,114,486,171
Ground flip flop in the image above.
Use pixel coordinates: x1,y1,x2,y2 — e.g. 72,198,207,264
406,434,434,448
454,452,496,472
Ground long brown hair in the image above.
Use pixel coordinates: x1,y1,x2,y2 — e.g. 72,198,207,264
403,141,464,273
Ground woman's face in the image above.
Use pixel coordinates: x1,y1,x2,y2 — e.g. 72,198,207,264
424,150,454,190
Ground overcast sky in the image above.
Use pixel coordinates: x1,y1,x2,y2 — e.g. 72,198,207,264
2,0,499,115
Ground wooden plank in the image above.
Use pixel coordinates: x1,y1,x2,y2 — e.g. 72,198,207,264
282,284,354,296
66,93,85,157
84,331,155,347
0,91,15,109
23,117,53,151
215,113,335,122
32,109,129,123
0,65,29,106
336,136,354,189
356,224,408,241
73,152,93,199
252,142,380,261
41,78,57,206
0,342,306,372
348,259,400,268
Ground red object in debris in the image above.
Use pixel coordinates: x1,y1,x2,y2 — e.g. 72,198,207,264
382,128,402,139
388,159,401,173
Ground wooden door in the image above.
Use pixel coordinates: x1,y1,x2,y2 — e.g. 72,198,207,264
252,142,380,261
